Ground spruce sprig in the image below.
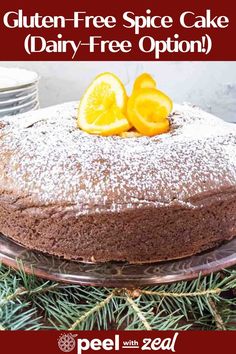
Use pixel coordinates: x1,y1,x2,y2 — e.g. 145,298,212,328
0,264,235,330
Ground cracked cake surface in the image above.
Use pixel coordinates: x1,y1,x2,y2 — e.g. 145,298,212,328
0,102,236,263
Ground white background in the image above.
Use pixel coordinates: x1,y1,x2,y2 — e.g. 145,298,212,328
1,61,236,122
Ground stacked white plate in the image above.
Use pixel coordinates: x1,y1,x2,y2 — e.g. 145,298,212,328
0,67,39,118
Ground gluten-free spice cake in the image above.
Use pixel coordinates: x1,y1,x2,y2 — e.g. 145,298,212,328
0,101,236,263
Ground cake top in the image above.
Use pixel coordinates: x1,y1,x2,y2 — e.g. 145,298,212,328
0,102,236,215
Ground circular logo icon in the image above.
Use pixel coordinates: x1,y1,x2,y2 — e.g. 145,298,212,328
58,334,76,352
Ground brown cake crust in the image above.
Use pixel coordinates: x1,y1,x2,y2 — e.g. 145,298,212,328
0,102,236,263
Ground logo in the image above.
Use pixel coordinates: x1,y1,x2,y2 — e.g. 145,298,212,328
57,333,179,353
58,333,77,352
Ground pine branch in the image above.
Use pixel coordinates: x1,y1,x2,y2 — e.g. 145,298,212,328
208,298,226,330
68,290,116,330
125,291,152,330
130,287,221,298
0,263,235,330
0,283,59,306
0,287,26,306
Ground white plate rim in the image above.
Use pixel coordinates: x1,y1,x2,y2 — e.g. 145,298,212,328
0,89,38,105
0,98,39,113
0,67,39,92
0,81,38,95
0,102,40,117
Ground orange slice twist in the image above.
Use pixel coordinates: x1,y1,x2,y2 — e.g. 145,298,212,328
127,88,172,136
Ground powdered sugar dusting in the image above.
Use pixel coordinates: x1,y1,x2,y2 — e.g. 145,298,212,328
0,101,236,215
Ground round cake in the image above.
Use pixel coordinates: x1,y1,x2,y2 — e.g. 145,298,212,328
0,102,236,263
